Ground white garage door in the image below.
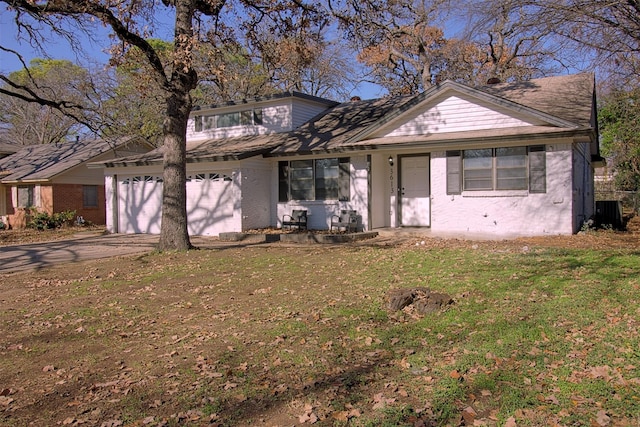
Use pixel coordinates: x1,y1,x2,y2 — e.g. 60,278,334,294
117,175,164,234
186,172,237,236
117,171,237,236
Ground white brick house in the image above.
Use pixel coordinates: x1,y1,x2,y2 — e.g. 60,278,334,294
99,74,601,238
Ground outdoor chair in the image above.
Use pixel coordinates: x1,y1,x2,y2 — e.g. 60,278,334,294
282,210,308,230
330,210,361,233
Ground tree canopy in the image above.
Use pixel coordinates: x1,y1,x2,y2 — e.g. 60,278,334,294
0,58,99,144
1,0,639,248
599,87,640,192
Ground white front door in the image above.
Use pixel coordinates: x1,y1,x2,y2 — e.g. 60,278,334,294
400,155,430,226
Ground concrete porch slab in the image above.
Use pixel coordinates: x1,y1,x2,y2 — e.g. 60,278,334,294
218,231,378,244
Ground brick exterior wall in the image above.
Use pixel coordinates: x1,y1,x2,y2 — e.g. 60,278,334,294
53,184,106,225
3,184,106,229
40,185,54,214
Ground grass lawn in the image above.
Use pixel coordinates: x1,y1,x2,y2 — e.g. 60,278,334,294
1,233,639,426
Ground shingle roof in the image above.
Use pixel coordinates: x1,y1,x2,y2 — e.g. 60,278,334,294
269,95,416,155
191,91,339,112
102,73,596,167
479,73,595,127
0,138,140,182
0,142,20,156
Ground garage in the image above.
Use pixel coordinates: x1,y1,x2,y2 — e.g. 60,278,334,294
116,175,163,234
185,171,238,236
115,170,238,236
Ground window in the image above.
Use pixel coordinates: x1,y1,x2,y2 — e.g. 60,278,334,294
279,158,350,201
203,115,216,130
446,151,462,195
83,185,98,208
241,109,262,125
217,111,240,128
463,149,493,190
17,185,34,208
528,146,546,193
196,108,263,131
495,147,527,190
447,146,546,193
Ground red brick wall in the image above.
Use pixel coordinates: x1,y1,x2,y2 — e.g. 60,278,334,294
52,184,106,225
4,188,12,215
40,185,54,215
4,186,27,229
7,208,28,229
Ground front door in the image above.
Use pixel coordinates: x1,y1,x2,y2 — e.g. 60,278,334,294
400,155,430,226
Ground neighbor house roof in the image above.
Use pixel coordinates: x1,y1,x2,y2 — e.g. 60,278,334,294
0,141,20,157
0,137,143,183
101,73,596,167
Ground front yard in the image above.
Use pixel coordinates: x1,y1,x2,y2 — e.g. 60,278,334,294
1,228,639,426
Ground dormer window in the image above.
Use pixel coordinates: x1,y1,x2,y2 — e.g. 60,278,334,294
194,108,263,132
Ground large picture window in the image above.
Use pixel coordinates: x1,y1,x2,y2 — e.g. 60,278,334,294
447,145,545,194
279,158,350,201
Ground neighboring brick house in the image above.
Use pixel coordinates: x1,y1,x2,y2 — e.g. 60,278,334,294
0,141,19,159
0,138,152,229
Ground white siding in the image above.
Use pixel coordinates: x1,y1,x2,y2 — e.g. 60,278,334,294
187,97,333,142
384,94,544,138
105,175,116,233
572,142,595,232
428,144,575,237
186,104,294,142
291,99,332,129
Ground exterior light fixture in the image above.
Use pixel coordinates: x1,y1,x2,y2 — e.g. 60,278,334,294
388,156,394,166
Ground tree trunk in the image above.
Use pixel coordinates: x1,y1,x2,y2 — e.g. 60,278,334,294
158,91,193,251
158,0,198,251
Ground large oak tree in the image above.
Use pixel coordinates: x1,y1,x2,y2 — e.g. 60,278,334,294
1,0,323,250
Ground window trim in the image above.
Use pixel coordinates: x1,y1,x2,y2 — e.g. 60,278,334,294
197,108,264,131
279,157,350,202
447,145,546,194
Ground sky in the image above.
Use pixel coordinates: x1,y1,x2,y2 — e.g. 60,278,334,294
0,5,112,72
0,5,386,101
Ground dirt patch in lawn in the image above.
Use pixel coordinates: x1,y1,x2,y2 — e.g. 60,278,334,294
1,216,639,426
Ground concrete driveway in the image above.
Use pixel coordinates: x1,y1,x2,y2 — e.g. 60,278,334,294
0,228,439,274
0,233,226,273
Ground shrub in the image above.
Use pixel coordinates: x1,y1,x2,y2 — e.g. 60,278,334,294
28,209,76,230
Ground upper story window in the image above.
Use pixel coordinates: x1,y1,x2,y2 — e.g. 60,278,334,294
194,108,263,132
